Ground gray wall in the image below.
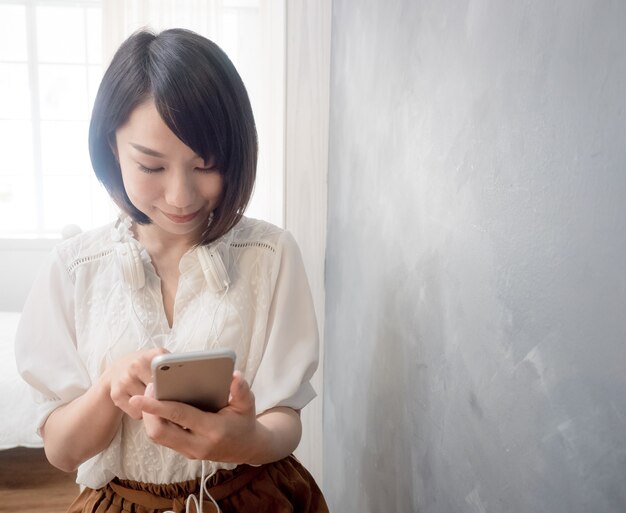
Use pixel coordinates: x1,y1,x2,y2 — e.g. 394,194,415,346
323,1,626,512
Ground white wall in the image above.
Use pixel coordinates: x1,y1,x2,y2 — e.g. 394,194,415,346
285,0,332,487
0,239,57,311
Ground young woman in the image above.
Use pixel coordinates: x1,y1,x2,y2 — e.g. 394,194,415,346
15,28,327,513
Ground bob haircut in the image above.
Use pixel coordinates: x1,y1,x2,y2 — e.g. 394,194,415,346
89,28,257,245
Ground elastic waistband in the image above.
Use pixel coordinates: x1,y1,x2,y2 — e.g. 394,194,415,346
108,464,264,511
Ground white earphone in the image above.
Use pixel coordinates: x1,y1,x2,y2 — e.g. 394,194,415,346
115,241,146,290
196,246,231,292
116,241,230,292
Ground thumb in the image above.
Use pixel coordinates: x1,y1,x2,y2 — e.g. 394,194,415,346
228,371,255,413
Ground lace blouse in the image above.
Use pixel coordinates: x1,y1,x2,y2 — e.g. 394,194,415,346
15,215,319,489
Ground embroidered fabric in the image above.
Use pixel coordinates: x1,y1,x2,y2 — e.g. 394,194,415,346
15,214,319,490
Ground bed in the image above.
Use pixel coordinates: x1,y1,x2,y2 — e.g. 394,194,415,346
0,311,43,449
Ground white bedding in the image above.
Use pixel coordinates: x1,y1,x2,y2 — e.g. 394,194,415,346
0,311,43,449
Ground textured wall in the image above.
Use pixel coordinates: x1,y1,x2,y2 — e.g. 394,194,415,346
324,1,626,512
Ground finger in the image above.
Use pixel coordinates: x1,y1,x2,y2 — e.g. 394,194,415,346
116,383,151,417
110,382,148,418
148,347,169,359
228,371,255,413
111,389,145,419
129,394,157,413
130,395,203,431
111,381,146,401
121,402,145,420
136,348,168,384
141,412,200,458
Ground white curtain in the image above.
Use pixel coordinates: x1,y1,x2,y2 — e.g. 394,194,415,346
102,0,285,227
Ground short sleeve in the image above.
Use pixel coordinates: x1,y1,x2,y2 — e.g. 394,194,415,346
14,247,91,435
250,231,319,414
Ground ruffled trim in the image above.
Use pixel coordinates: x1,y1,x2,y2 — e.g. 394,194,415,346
110,214,153,269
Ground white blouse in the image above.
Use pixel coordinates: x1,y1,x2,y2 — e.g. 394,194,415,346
15,215,319,489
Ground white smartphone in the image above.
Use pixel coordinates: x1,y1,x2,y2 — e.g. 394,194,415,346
151,349,236,412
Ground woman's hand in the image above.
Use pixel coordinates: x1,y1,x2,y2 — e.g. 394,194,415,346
39,347,169,472
103,347,168,419
129,371,301,464
129,371,258,462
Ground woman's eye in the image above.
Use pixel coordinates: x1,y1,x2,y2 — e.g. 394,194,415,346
139,164,164,173
195,165,217,173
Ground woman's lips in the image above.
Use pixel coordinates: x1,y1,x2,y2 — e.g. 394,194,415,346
162,210,200,224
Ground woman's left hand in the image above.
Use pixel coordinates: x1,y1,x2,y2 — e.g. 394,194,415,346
129,371,259,463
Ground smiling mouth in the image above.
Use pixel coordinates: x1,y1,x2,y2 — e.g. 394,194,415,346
162,210,201,224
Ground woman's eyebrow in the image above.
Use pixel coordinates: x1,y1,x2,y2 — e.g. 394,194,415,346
129,142,166,158
129,142,206,162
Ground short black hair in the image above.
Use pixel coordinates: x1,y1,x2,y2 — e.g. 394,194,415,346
89,28,257,244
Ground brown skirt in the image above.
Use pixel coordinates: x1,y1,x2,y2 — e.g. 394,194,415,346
66,455,327,513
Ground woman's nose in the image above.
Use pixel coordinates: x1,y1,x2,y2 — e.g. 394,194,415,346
164,171,195,209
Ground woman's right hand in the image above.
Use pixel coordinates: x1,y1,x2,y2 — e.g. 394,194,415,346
41,347,167,472
103,347,168,419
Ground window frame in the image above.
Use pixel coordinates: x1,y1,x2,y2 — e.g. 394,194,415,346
0,0,103,240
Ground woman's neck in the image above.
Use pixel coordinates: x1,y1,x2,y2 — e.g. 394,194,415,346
133,223,199,261
133,223,196,328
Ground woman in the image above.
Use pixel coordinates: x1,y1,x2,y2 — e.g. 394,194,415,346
16,28,328,513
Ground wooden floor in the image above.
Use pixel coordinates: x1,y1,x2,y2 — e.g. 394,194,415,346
0,447,79,512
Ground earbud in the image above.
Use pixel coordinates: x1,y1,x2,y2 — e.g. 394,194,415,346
116,241,146,290
114,239,230,293
197,246,231,292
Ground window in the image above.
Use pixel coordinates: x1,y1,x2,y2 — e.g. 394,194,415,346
0,0,285,238
0,0,109,238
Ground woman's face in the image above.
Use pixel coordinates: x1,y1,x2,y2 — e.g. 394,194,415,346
114,100,223,244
